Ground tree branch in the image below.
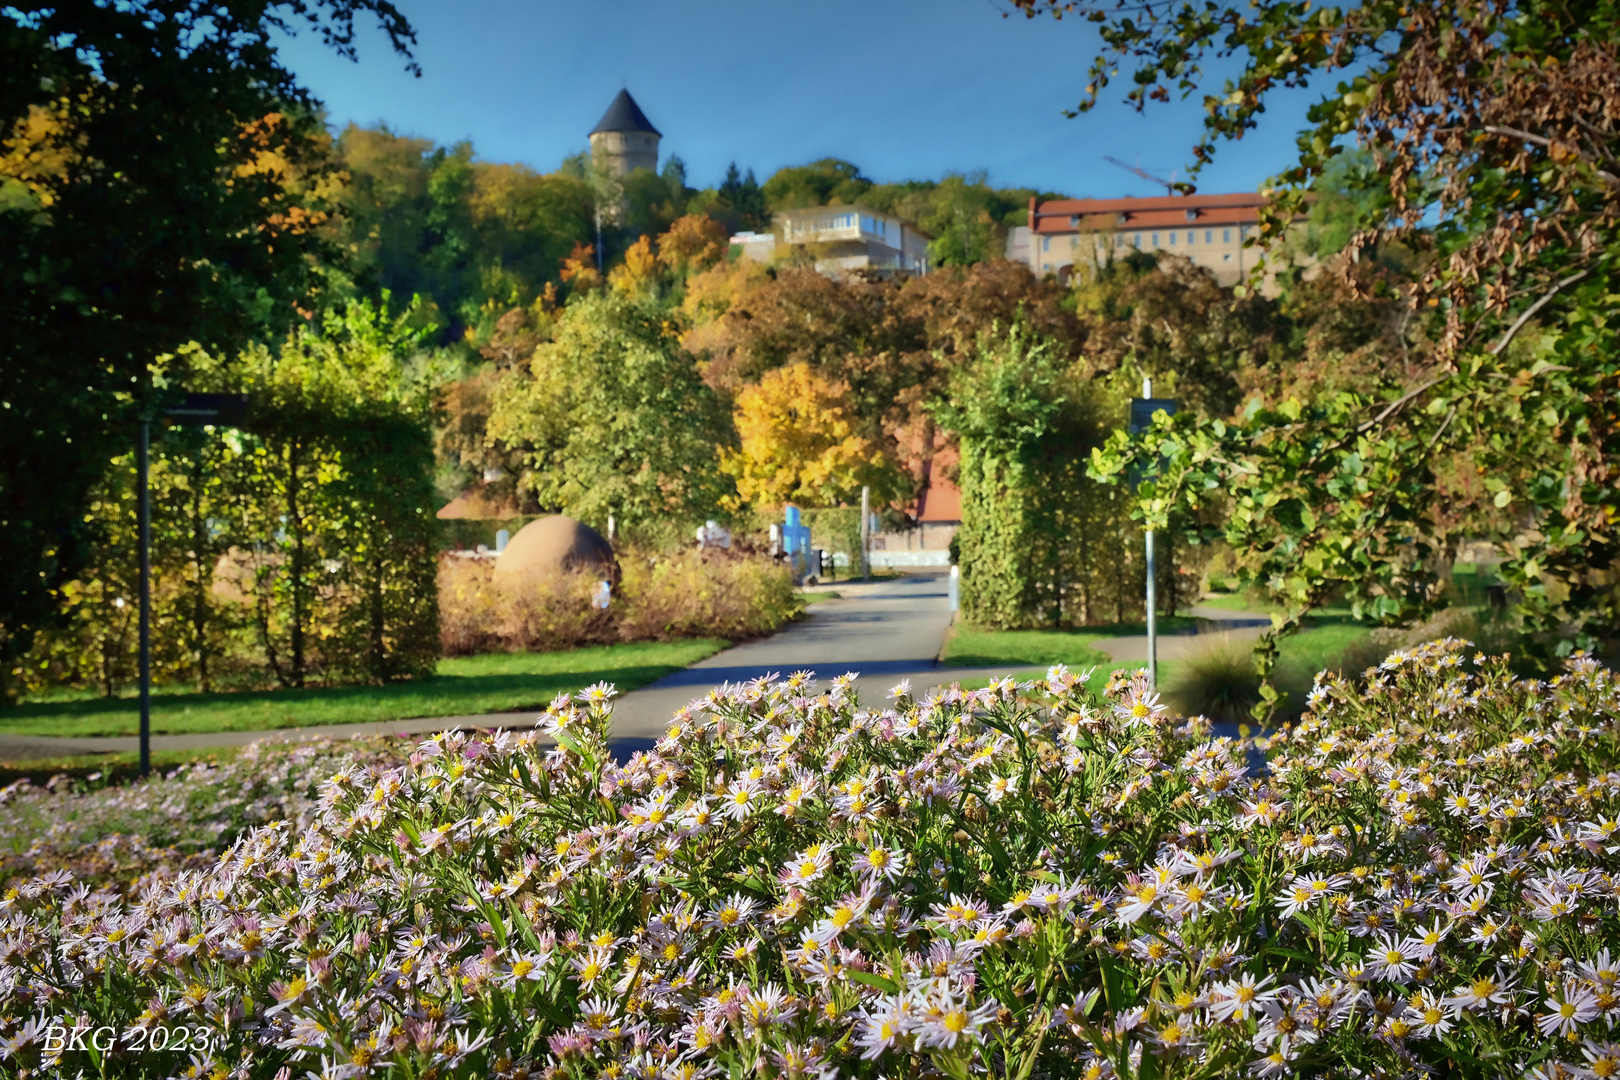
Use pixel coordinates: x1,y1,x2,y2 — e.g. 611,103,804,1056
1489,268,1591,356
1480,126,1620,186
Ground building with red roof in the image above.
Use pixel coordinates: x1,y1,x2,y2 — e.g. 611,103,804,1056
1009,191,1301,289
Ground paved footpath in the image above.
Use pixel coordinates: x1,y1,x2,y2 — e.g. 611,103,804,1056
0,572,1014,762
0,580,1276,762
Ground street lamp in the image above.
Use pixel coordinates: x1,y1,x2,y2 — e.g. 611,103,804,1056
1128,380,1177,691
136,392,249,776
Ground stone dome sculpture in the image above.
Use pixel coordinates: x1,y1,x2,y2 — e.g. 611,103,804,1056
493,515,618,584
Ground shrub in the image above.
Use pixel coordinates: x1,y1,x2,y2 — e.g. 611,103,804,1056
437,557,612,656
3,639,1618,1078
438,547,797,655
1165,636,1263,722
614,547,798,641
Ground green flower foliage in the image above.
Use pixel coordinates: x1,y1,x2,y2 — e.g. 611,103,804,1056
4,642,1620,1077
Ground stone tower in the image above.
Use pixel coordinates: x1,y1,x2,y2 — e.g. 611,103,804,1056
589,89,661,178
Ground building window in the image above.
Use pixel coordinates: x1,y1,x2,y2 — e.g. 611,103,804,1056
1151,232,1159,246
1223,228,1231,242
1042,236,1050,252
1133,233,1141,248
1204,229,1213,244
1169,231,1177,245
1187,231,1195,244
1069,215,1080,228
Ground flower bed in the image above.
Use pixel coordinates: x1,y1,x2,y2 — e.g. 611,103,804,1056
1,639,1617,1078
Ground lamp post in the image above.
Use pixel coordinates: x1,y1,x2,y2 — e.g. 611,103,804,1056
1129,380,1177,692
136,392,249,776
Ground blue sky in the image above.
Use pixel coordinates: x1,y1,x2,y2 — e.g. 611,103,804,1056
274,0,1339,199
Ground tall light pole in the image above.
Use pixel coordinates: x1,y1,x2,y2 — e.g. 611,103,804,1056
136,393,249,776
137,419,152,777
1142,378,1158,691
1129,380,1177,693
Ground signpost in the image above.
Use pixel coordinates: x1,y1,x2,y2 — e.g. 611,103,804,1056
137,393,249,776
1128,380,1177,691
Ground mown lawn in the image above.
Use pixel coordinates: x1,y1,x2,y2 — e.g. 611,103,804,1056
941,616,1200,669
0,639,728,738
940,611,1375,695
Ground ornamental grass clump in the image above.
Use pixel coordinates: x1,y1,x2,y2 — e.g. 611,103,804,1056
4,639,1620,1078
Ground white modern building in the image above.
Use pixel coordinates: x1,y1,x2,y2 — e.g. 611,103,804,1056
733,205,930,277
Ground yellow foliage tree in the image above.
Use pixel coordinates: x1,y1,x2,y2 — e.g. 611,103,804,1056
720,363,908,510
0,101,80,214
608,234,660,295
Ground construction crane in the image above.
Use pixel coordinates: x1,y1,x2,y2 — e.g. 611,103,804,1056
1103,155,1176,192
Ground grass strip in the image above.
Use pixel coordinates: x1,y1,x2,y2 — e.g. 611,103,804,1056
1,639,728,738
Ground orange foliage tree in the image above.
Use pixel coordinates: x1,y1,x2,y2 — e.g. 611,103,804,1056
558,240,600,294
657,213,729,277
720,363,909,511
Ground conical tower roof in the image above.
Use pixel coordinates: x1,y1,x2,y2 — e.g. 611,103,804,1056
590,89,661,137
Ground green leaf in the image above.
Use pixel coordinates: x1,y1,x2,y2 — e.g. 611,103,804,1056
847,969,901,994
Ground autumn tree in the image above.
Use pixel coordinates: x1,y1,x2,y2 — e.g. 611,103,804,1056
721,363,909,511
658,214,730,278
1074,252,1283,419
607,235,660,296
681,259,1085,496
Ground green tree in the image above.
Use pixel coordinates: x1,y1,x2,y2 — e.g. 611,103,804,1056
336,126,594,337
762,159,872,210
488,293,735,538
0,0,417,704
716,162,767,231
935,318,1136,628
207,297,442,688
